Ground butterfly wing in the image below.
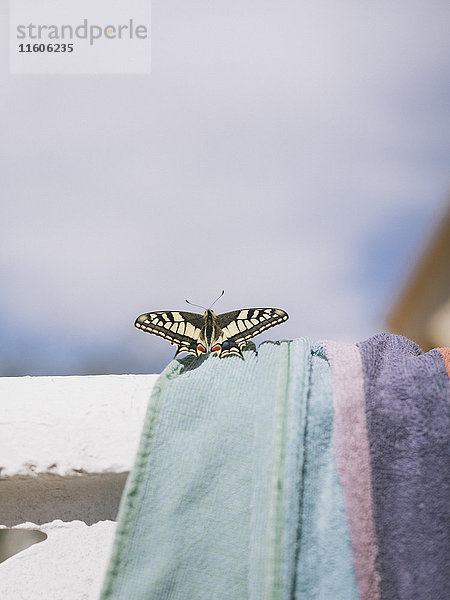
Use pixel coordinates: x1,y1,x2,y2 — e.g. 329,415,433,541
215,308,288,357
135,310,204,356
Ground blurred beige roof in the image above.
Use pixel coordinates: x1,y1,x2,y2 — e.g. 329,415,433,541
387,203,450,351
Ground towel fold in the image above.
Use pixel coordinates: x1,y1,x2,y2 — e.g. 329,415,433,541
292,344,358,600
100,335,449,600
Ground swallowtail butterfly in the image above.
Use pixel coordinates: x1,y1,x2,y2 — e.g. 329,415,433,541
135,299,288,358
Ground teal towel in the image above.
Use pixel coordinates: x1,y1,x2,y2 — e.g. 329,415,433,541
101,340,357,599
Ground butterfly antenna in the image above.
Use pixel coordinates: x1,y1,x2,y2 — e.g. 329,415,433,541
185,298,207,310
209,290,225,310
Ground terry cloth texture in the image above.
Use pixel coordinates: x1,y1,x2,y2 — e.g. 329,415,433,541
101,336,449,600
357,334,450,600
323,341,381,600
100,340,357,600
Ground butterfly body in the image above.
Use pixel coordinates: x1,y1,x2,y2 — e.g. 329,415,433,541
135,307,288,358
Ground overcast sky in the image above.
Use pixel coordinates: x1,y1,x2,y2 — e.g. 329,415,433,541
1,1,449,375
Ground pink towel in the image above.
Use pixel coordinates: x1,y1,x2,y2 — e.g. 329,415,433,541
323,341,381,600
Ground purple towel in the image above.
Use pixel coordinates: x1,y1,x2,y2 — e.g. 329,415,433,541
357,333,450,600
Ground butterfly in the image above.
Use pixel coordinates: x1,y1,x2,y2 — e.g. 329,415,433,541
135,297,288,358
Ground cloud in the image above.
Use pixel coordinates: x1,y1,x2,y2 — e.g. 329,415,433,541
0,1,449,374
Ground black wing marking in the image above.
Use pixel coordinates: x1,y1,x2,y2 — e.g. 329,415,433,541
135,311,203,356
216,308,288,357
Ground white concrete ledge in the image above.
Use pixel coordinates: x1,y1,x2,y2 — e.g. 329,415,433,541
0,374,159,598
0,374,158,478
0,520,117,600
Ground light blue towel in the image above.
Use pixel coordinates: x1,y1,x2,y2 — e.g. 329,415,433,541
101,340,357,599
293,345,357,599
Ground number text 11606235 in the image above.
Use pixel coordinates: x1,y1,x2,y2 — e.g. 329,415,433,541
18,43,74,53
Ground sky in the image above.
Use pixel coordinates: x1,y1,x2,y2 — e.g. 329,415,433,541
1,1,449,375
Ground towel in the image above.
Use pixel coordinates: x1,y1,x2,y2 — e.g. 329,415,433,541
100,340,357,599
292,344,358,600
357,334,450,600
100,336,449,600
323,341,381,600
